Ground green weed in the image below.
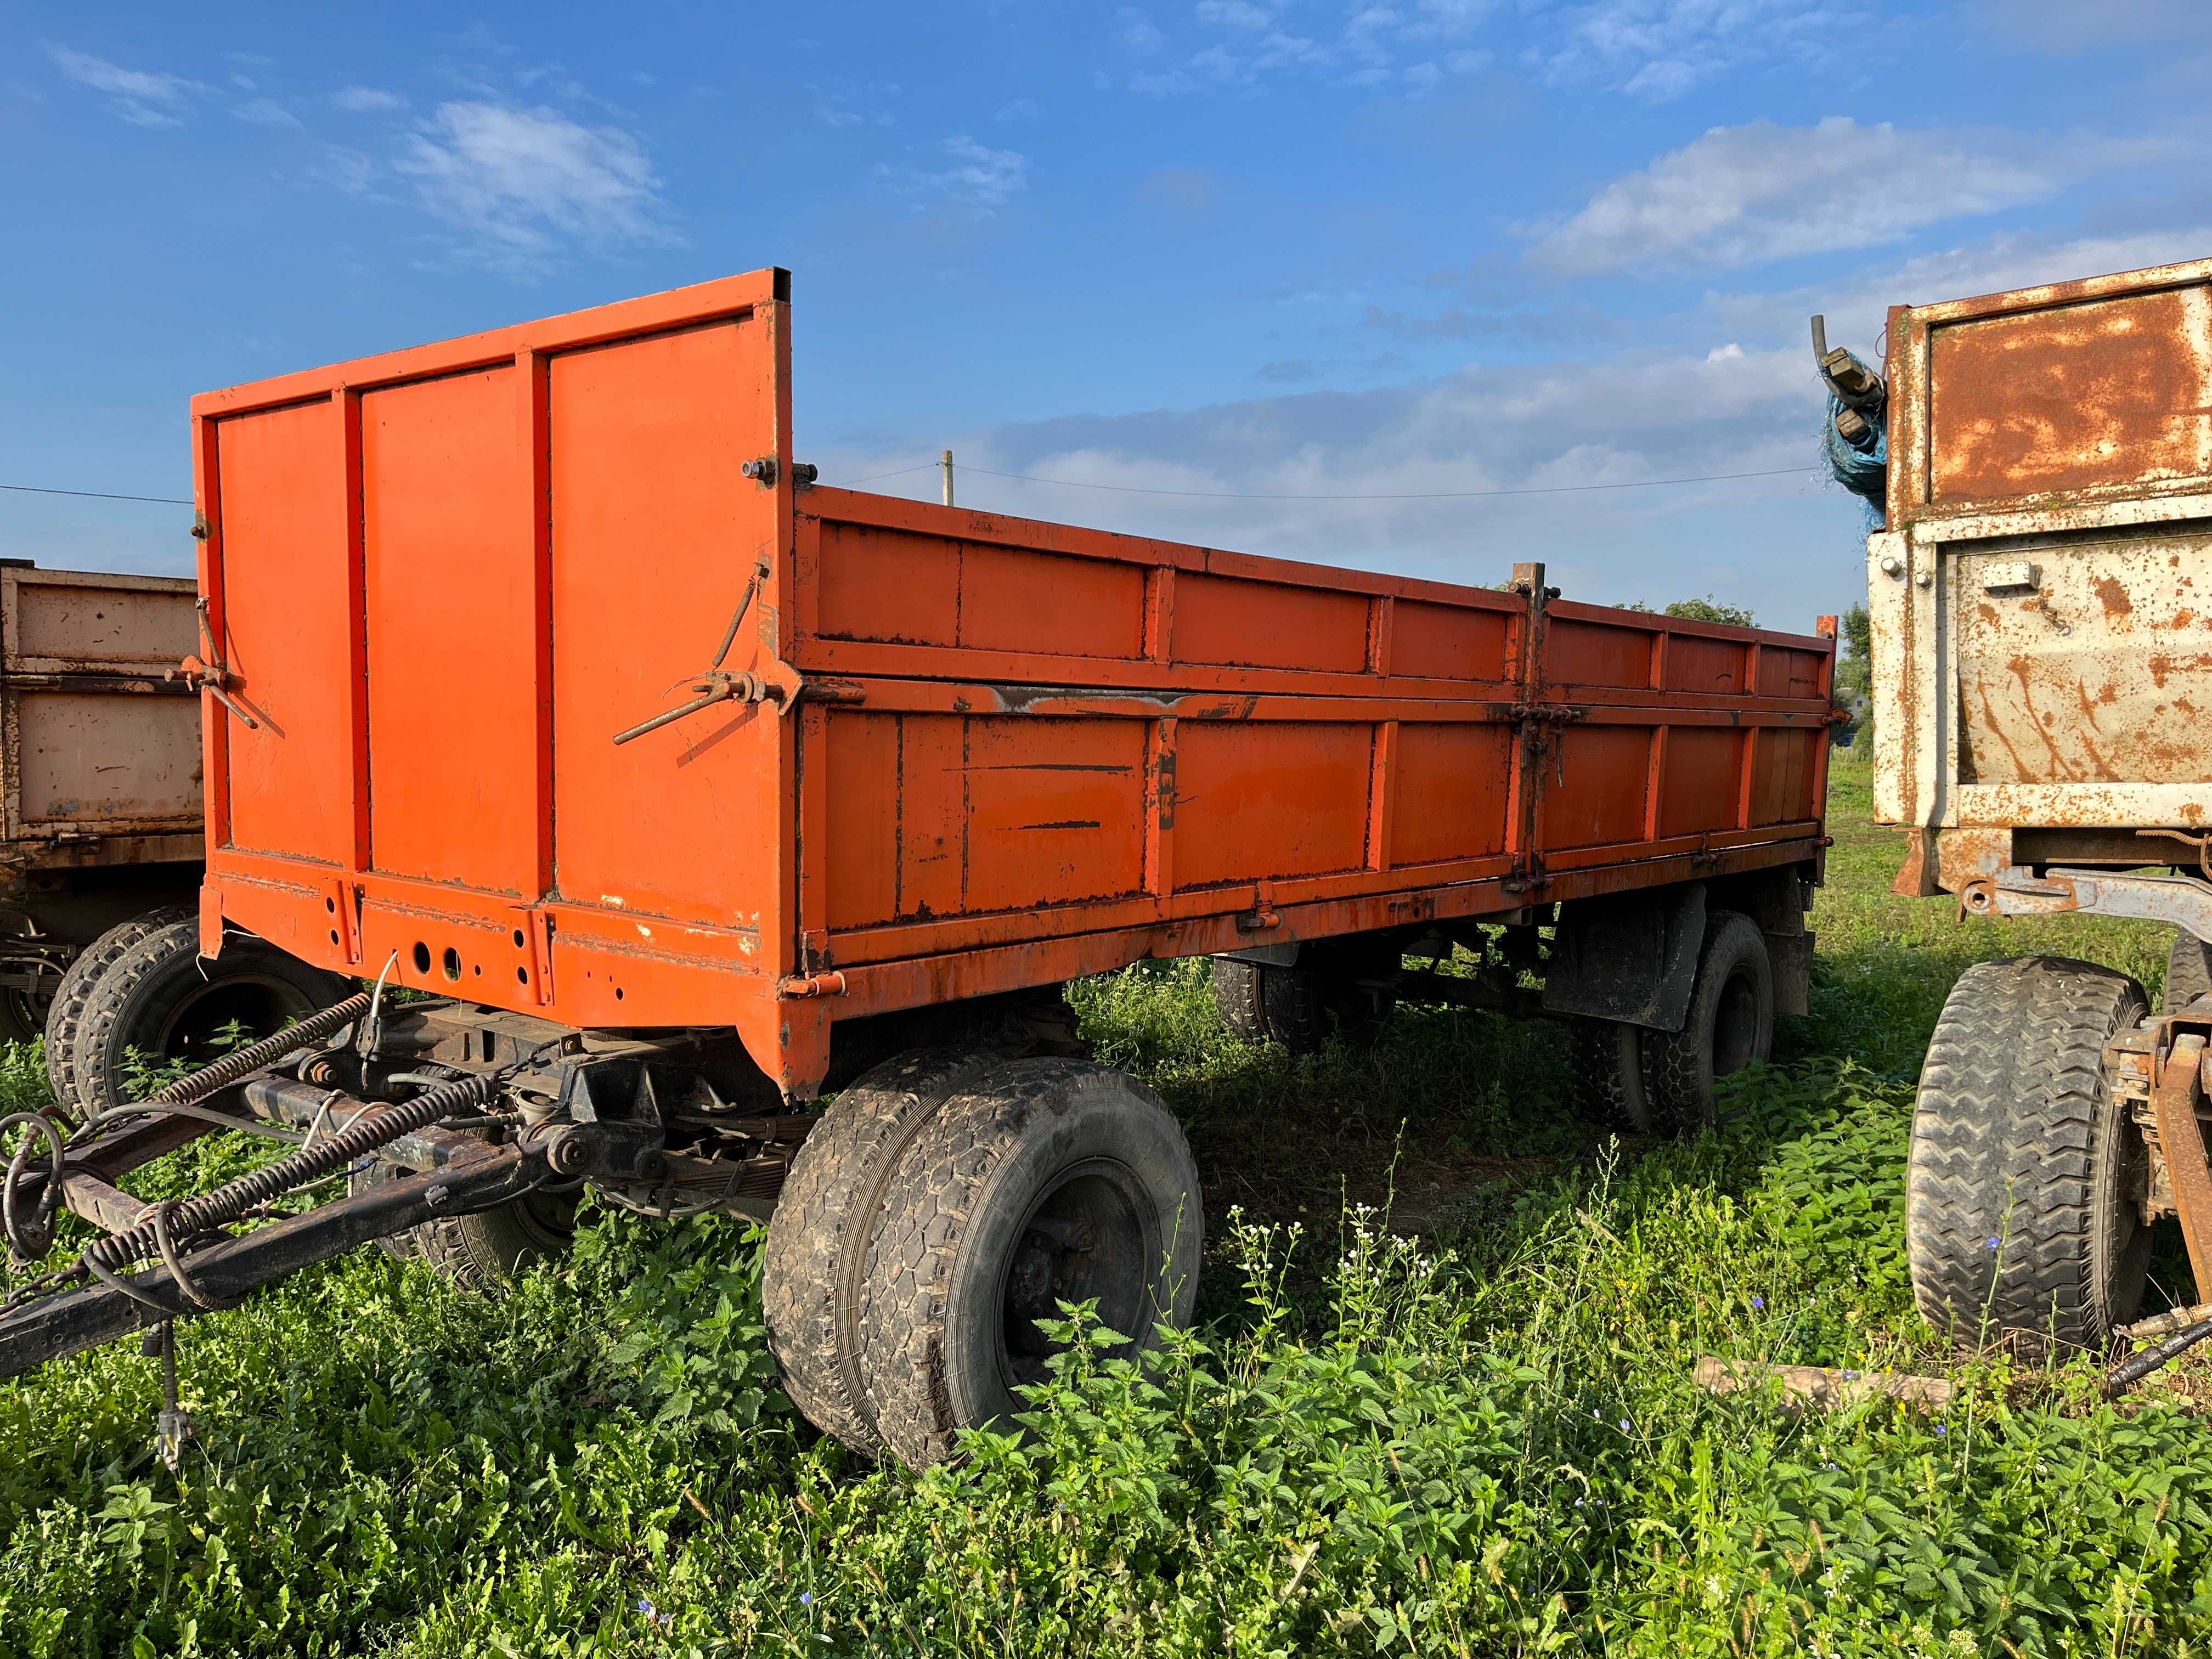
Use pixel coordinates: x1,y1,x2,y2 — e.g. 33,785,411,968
1,758,2209,1656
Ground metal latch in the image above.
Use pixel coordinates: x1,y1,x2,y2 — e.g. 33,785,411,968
168,597,259,730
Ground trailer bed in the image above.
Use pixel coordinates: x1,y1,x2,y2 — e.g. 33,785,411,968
189,269,1835,1096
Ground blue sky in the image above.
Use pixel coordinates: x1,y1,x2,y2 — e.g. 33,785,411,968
3,1,2204,630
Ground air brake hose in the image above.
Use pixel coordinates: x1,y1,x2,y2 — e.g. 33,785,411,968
2103,1314,2212,1397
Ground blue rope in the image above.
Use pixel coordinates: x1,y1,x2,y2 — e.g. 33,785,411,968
1823,391,1887,529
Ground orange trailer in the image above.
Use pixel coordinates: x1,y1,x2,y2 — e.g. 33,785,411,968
3,270,1834,1465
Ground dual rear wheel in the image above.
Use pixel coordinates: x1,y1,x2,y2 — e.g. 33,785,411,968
763,1052,1203,1466
1571,910,1776,1134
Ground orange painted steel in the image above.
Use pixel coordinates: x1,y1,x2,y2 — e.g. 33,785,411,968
189,269,1835,1098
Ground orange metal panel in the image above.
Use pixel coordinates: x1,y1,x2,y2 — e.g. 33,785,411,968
1546,616,1654,690
1388,599,1514,682
822,709,899,930
814,521,961,646
547,319,781,930
963,716,1147,911
1389,721,1515,866
1750,727,1822,827
957,544,1145,659
1754,646,1825,700
1171,720,1370,889
1663,634,1743,696
1170,573,1369,673
1656,727,1743,838
1537,725,1654,852
361,365,538,894
210,398,354,865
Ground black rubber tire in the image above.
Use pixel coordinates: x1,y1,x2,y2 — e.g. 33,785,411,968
0,984,48,1045
1647,910,1773,1130
1210,950,1395,1054
762,1047,1003,1457
1569,1017,1654,1133
1211,958,1272,1045
2165,930,2212,1015
857,1057,1204,1468
1906,956,2151,1355
349,1139,577,1291
43,905,196,1111
47,914,352,1119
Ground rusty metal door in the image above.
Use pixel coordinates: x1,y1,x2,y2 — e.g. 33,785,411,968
1874,256,2212,833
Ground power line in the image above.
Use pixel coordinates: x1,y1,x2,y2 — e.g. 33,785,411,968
832,462,938,486
1,482,192,506
8,456,1813,512
952,462,1813,502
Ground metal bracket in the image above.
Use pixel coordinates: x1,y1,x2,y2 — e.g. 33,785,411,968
1963,865,2212,944
168,598,260,730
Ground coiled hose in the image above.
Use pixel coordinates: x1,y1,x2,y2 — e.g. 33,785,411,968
80,1066,503,1303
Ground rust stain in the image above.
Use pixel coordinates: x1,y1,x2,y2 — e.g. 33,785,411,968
2096,575,2136,623
1927,286,2211,505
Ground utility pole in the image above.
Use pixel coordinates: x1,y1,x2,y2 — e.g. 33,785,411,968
941,449,955,507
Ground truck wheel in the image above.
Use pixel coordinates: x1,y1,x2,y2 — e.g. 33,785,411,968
0,985,47,1045
47,914,353,1118
1646,910,1773,1130
349,1138,577,1291
1907,957,2150,1353
1210,950,1395,1053
42,905,196,1111
1569,1017,1653,1133
2165,930,2212,1014
857,1057,1203,1467
762,1048,1002,1458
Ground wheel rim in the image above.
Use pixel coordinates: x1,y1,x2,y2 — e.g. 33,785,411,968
995,1156,1154,1391
153,972,322,1069
1712,969,1761,1076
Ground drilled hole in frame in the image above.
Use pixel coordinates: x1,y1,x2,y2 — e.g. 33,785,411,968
412,941,431,975
441,947,461,982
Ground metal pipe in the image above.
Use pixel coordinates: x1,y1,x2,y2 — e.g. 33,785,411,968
0,1146,523,1376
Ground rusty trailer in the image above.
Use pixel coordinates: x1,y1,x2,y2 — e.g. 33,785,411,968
1838,253,2212,1377
0,565,203,1036
0,270,1833,1463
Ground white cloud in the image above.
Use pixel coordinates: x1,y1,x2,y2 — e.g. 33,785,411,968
1525,117,2160,275
334,86,404,113
45,44,205,127
393,101,675,265
1116,7,1167,52
814,340,1843,622
1710,225,2212,359
1113,0,1488,95
315,144,377,196
232,97,300,128
1538,0,1836,102
927,136,1029,213
996,97,1041,120
1973,0,2200,52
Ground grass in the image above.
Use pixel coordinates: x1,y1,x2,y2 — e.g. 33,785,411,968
4,756,2212,1656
